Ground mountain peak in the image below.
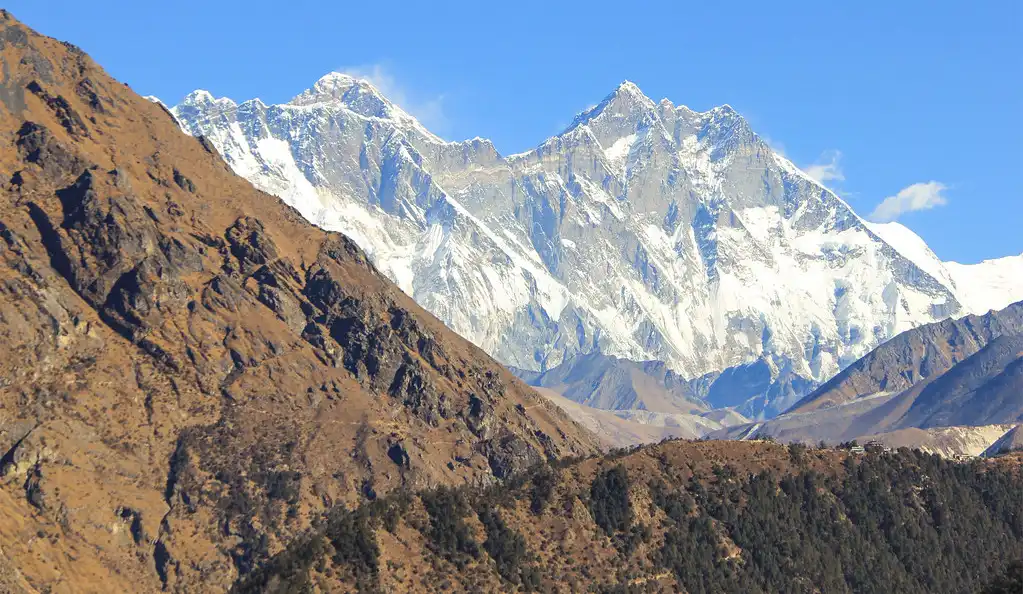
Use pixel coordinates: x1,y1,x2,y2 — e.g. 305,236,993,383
614,79,646,97
704,103,746,126
291,71,385,106
179,89,236,109
562,80,657,136
605,79,655,108
315,71,361,86
287,71,444,143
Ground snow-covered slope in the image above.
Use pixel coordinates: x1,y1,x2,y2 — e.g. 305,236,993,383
172,75,1020,418
867,221,1023,315
945,255,1023,315
863,222,958,292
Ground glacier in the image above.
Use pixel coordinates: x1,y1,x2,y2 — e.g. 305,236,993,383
170,74,1023,418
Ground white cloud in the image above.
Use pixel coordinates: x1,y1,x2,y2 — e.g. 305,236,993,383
802,150,844,184
869,181,949,222
762,136,787,158
339,64,447,134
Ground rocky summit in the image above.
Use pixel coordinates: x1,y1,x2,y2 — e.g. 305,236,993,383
172,72,1023,419
0,12,597,593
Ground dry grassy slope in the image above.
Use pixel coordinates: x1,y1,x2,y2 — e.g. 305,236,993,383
0,12,597,593
858,424,1019,457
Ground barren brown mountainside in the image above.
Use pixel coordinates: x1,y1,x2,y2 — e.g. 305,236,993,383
0,12,597,593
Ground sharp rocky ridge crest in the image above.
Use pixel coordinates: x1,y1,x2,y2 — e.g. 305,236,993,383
172,74,1023,418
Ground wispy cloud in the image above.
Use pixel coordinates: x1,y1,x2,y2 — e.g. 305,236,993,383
762,136,787,158
869,181,949,222
339,63,448,134
802,150,845,184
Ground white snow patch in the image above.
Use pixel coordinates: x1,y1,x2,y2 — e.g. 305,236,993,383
603,134,636,178
865,221,955,288
946,254,1023,315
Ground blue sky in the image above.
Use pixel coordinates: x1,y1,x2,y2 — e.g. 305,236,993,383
11,0,1021,263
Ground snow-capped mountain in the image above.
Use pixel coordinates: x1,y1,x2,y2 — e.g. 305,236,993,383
171,74,1023,418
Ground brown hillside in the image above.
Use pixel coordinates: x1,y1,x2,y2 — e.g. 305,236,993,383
0,12,596,593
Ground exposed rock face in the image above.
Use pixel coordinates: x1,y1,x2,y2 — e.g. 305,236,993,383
170,74,1023,419
897,333,1023,429
0,13,596,593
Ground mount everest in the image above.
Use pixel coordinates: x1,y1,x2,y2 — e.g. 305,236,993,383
171,74,1023,419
